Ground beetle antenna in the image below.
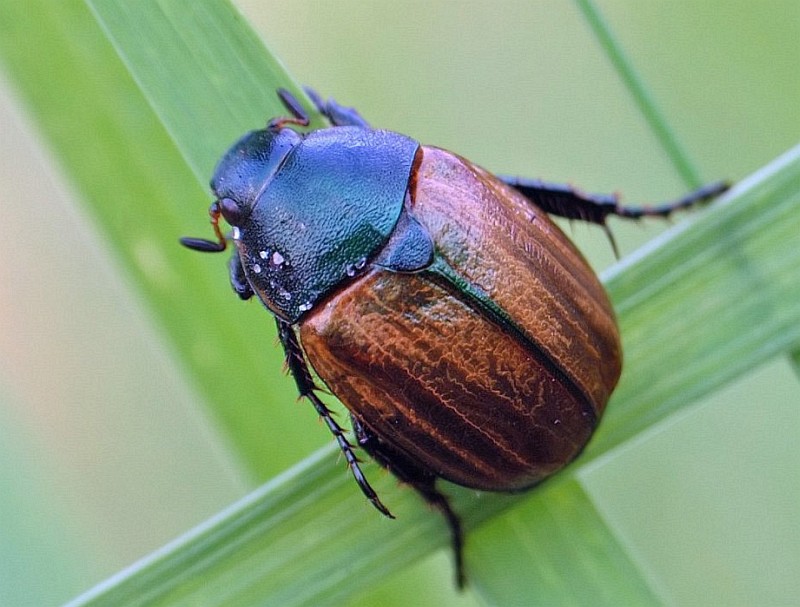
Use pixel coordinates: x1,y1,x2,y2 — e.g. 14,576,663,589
179,200,228,253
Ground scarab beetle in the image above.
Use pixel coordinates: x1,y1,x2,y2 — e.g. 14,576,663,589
181,87,727,587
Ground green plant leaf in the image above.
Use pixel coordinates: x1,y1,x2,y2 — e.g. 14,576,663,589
0,0,327,481
470,479,661,606
574,0,702,187
86,0,324,182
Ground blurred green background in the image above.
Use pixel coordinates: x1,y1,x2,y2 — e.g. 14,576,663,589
0,1,797,605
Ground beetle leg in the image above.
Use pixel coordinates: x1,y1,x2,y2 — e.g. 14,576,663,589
352,417,466,589
270,89,311,130
303,86,372,128
275,318,394,519
498,176,729,222
228,252,254,300
498,176,728,256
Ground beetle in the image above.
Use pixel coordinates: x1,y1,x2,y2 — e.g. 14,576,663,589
181,87,727,587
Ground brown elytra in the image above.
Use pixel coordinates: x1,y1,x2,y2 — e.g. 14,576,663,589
300,146,621,491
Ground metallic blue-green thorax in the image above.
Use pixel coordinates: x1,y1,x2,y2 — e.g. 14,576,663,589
211,126,419,322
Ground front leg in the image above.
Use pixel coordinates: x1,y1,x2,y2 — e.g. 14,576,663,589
228,251,254,300
304,86,372,128
275,318,394,518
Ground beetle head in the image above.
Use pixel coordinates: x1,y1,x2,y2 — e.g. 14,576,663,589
180,126,303,254
210,127,303,227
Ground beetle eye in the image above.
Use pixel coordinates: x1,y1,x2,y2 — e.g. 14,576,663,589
218,197,243,226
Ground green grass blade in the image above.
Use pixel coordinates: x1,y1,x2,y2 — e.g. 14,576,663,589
574,0,703,187
470,480,660,606
0,0,326,480
593,144,800,457
66,146,800,605
86,0,321,182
